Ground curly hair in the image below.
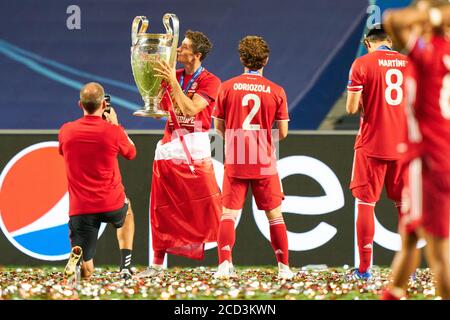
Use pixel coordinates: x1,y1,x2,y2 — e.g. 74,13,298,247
238,36,270,71
185,30,213,61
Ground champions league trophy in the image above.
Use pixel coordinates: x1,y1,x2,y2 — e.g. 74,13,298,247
130,14,179,117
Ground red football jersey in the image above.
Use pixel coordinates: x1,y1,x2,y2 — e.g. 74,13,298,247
162,68,221,143
407,35,450,172
348,49,409,159
59,116,136,216
213,73,289,178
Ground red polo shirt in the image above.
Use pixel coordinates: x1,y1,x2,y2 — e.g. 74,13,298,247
58,115,136,216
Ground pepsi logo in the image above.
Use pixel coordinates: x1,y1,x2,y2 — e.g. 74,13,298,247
0,142,106,261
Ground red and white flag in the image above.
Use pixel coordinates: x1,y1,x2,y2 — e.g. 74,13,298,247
149,91,221,260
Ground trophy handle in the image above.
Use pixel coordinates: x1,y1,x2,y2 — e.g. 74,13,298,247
131,16,149,46
163,13,179,69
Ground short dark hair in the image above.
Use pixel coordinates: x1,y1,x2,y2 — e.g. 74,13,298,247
365,24,390,42
79,82,105,114
185,30,213,61
238,36,270,71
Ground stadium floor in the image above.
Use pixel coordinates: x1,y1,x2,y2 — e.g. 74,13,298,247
0,266,438,300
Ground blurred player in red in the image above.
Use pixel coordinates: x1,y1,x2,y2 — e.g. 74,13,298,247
346,25,409,280
381,0,450,300
212,36,293,279
136,30,222,278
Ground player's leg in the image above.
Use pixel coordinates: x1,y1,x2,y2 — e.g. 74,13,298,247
214,173,247,279
383,230,421,299
386,159,408,222
264,205,293,279
252,174,293,279
265,206,288,265
383,160,420,298
80,259,95,279
217,174,248,264
351,151,385,278
79,223,99,279
354,198,376,277
138,161,166,278
105,199,135,278
214,207,240,278
420,170,450,299
217,207,240,265
115,200,135,276
134,160,167,279
66,214,100,280
382,158,425,299
423,234,450,299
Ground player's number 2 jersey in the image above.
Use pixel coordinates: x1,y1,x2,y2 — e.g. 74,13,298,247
213,73,289,178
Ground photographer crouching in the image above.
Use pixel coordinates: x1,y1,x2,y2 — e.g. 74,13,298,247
58,82,136,281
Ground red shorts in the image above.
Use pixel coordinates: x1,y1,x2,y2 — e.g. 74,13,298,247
222,171,284,211
350,148,407,203
402,159,450,238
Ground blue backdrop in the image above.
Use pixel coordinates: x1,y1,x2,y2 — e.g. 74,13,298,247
1,0,388,129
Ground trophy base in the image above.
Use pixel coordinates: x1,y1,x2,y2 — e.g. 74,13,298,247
133,109,169,118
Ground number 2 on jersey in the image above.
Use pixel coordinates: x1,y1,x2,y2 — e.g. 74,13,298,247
385,69,403,106
242,93,261,130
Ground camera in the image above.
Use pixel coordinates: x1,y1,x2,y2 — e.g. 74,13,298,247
102,94,112,120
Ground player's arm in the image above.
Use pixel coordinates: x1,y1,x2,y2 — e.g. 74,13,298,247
171,86,210,117
154,59,209,117
212,87,226,139
347,58,364,114
346,91,362,114
274,89,289,140
116,117,137,160
383,7,428,50
214,118,225,139
384,4,450,50
276,120,288,141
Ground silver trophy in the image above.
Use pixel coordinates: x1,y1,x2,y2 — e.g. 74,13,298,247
130,14,179,117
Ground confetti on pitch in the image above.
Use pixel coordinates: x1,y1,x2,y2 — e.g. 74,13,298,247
0,266,439,300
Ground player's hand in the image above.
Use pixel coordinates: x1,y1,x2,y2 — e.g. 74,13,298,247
104,107,119,125
154,59,177,88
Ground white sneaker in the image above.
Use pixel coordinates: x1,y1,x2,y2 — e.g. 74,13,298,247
64,246,82,279
64,246,83,285
229,264,238,278
213,260,238,279
278,262,295,280
136,265,164,278
120,268,132,280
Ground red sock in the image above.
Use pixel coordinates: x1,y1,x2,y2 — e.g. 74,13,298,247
269,217,289,265
153,250,165,265
381,289,402,300
356,200,375,273
217,214,235,264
